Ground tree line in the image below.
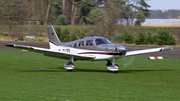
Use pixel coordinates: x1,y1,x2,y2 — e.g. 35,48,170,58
148,9,180,19
0,0,151,26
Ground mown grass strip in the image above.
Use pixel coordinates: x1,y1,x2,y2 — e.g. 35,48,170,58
0,50,180,101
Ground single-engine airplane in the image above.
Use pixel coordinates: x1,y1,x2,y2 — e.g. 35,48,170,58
6,25,173,73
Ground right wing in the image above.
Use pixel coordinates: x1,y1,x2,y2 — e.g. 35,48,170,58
6,43,95,60
125,47,173,56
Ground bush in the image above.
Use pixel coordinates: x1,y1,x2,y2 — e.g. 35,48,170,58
18,34,24,41
57,14,67,25
55,27,70,42
61,28,70,42
123,31,134,44
79,32,86,39
71,32,79,41
55,27,62,40
135,31,145,45
144,32,153,45
157,30,176,45
152,34,158,45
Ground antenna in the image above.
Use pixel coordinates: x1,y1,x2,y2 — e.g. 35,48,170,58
75,33,80,40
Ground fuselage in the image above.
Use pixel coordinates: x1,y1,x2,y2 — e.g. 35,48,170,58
49,36,127,61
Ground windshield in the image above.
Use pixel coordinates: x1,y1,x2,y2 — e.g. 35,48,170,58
95,38,112,45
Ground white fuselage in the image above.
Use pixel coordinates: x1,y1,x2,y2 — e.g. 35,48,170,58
49,42,124,61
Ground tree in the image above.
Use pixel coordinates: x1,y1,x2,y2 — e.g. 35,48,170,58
96,0,126,38
77,0,94,24
57,14,67,25
70,0,78,25
45,0,61,25
85,8,104,24
120,0,151,26
134,13,145,26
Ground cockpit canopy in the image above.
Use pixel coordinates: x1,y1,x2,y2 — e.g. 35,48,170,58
95,38,112,45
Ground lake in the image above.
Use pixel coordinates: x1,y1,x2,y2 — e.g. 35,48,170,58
143,19,180,24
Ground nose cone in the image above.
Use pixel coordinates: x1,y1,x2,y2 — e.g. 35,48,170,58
118,46,127,55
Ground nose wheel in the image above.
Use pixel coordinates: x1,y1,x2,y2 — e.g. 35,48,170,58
106,59,119,73
112,71,117,73
67,70,72,72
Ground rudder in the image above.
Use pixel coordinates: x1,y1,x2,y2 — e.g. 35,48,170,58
47,25,63,49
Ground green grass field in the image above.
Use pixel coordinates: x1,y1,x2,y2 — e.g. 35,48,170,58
0,50,180,101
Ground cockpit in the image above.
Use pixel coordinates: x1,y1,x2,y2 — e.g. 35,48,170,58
95,38,112,45
66,37,113,49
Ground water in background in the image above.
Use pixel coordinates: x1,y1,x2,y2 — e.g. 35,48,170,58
142,19,180,24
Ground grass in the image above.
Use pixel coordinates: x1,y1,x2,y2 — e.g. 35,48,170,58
0,50,180,101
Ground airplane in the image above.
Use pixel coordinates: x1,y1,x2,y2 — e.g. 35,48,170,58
6,25,173,73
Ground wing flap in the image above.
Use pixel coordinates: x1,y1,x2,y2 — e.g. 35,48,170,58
6,43,95,60
125,47,173,56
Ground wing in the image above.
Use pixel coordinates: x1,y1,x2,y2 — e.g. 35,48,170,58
6,43,95,60
125,47,173,56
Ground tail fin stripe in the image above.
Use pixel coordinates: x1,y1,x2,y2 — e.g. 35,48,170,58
47,25,63,46
49,40,59,46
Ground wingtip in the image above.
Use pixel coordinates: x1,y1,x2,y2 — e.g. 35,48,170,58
160,47,173,51
5,43,16,47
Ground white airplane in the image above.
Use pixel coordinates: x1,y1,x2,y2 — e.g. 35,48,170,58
6,25,173,73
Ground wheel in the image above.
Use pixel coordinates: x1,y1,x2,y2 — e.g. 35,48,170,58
67,70,72,72
112,71,117,73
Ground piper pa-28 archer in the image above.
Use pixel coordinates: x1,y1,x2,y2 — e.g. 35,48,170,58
6,25,173,73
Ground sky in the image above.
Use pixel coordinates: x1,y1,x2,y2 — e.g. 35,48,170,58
147,0,180,10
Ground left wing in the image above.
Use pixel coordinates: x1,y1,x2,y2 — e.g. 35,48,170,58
6,43,95,60
125,47,173,56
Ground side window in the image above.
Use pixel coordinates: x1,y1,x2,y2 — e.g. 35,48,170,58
86,40,93,46
95,38,102,45
79,41,84,47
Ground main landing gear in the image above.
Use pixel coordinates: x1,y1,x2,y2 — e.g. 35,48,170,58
106,59,119,73
64,57,118,73
64,57,75,72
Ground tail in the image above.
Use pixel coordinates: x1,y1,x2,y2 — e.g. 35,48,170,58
47,25,63,49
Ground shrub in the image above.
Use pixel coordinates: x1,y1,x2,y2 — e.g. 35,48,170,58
157,30,176,45
79,32,86,39
61,28,70,42
18,34,24,41
144,32,153,45
123,31,134,44
55,27,67,42
57,14,67,25
55,27,62,40
135,31,145,45
71,32,79,41
152,34,158,45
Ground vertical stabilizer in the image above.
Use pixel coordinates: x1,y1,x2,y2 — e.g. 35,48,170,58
47,25,63,49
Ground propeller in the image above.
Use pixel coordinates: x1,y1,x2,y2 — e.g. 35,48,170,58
111,30,135,68
122,55,135,67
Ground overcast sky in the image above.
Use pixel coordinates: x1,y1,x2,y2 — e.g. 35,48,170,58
147,0,180,10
